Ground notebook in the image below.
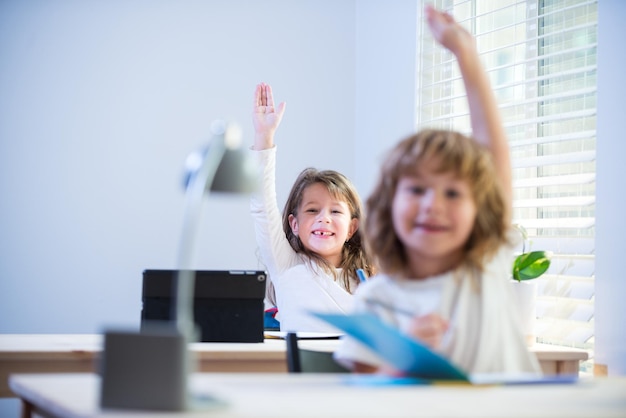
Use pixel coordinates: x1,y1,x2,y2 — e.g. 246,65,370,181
313,312,578,385
141,269,267,343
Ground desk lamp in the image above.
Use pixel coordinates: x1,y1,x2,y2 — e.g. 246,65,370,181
100,120,257,411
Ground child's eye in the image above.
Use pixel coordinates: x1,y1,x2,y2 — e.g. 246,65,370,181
306,208,318,213
409,186,426,195
332,209,343,214
446,189,460,198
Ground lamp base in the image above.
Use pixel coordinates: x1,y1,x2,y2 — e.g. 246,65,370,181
99,324,191,411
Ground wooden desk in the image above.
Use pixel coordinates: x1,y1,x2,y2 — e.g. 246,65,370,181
530,342,589,375
0,334,588,398
0,334,279,398
10,373,626,418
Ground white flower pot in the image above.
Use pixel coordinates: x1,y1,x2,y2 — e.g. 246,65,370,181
510,280,537,346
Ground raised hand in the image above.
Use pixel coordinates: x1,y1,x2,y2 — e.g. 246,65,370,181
424,4,474,56
252,82,286,150
425,4,511,214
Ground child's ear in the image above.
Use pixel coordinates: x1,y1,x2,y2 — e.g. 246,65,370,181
348,218,359,238
288,214,298,234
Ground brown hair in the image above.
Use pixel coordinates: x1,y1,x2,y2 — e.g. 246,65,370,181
282,168,375,292
365,129,509,277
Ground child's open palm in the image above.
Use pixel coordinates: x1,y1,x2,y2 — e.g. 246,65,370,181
425,4,473,55
253,82,286,149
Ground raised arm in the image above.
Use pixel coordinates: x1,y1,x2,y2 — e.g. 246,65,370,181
425,5,512,222
249,82,298,278
252,82,287,151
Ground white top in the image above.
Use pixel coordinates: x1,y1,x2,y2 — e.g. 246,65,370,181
250,147,356,332
334,234,542,375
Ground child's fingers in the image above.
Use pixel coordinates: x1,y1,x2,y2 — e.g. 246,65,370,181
254,82,269,107
261,83,268,106
408,313,449,348
276,101,287,118
266,84,275,108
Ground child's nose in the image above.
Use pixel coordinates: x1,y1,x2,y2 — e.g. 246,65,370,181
424,190,442,212
317,210,331,222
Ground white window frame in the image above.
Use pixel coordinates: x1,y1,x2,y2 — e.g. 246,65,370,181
416,0,597,373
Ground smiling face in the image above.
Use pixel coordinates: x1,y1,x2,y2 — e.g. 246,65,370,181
365,130,507,277
288,183,358,267
392,159,477,278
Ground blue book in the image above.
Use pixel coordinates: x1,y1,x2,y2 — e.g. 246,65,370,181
312,312,577,385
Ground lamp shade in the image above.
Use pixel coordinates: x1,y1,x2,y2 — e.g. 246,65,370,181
183,120,257,194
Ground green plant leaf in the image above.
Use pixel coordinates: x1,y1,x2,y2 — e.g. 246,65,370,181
512,251,551,281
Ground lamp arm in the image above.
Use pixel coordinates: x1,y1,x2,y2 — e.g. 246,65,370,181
99,122,248,412
175,133,227,339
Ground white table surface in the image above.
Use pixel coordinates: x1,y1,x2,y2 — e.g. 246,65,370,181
9,372,626,418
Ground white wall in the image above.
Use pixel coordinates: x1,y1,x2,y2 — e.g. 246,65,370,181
0,2,375,414
0,0,359,335
354,0,419,197
0,0,422,336
595,0,626,376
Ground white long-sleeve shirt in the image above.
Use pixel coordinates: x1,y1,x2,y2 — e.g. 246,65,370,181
334,232,541,375
250,147,356,332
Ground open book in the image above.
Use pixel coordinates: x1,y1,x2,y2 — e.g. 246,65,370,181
312,312,577,385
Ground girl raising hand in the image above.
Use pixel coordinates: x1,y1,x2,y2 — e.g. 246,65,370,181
250,82,374,332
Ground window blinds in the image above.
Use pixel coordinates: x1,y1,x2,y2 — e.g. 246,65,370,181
416,0,597,373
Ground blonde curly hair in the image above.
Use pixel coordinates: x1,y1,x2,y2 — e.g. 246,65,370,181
365,129,509,277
